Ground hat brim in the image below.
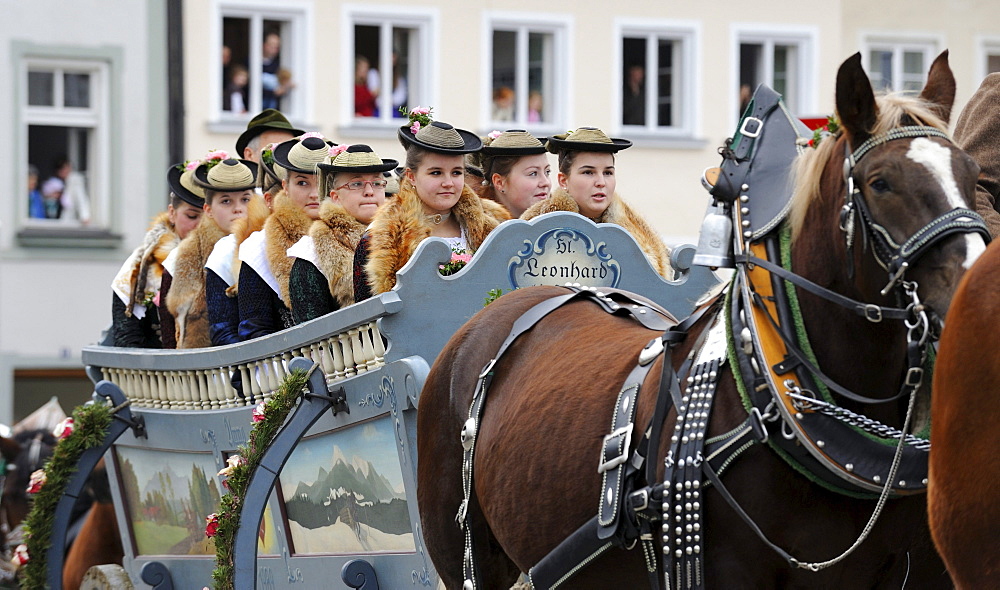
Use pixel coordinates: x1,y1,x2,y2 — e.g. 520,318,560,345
317,158,399,174
272,139,332,174
167,165,205,207
545,137,632,154
235,123,306,156
193,160,259,192
397,125,483,154
480,143,548,156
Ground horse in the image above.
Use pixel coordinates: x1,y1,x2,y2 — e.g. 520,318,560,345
63,459,124,590
0,429,57,555
417,51,987,589
928,238,1000,589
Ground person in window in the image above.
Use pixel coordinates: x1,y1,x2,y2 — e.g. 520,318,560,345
528,90,543,123
479,129,552,218
42,157,91,224
953,72,1000,238
166,155,256,348
520,127,672,278
492,86,515,121
288,144,396,323
354,56,377,117
110,171,204,348
622,64,646,126
237,133,332,340
353,113,510,300
235,108,304,163
391,51,408,117
27,165,45,219
261,32,282,110
225,64,249,114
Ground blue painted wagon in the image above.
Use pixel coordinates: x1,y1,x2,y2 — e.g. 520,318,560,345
51,212,717,589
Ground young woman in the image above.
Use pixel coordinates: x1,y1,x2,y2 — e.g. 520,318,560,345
479,129,552,217
237,133,331,340
521,127,672,278
353,115,510,300
288,144,397,323
166,155,256,348
111,169,203,348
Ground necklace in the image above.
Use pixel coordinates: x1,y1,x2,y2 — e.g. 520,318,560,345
426,212,451,225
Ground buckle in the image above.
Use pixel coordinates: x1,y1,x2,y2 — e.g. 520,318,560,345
863,304,883,323
598,424,633,474
740,117,763,138
638,337,664,366
629,488,649,512
904,366,924,388
749,407,769,444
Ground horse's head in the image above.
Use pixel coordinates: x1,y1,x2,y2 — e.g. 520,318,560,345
0,429,56,539
792,51,989,330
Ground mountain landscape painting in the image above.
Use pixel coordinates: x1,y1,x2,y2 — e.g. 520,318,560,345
279,416,414,554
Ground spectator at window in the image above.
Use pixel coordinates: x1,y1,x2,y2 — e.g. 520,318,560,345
28,164,45,219
226,64,250,114
391,51,408,116
354,56,377,117
492,86,514,121
622,64,645,125
528,90,543,123
261,32,290,110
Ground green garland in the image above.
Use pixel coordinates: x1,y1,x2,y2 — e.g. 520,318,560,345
19,402,114,588
211,369,310,590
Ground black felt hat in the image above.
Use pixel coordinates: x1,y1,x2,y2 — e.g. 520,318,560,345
481,129,548,156
167,163,207,207
193,158,259,192
317,144,398,174
234,109,305,156
272,135,336,174
545,127,632,154
397,120,482,154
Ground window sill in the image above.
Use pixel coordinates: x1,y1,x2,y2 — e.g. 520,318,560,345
207,117,316,137
622,134,709,150
337,120,409,140
16,226,123,249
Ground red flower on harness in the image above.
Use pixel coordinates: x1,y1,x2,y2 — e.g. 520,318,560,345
53,417,74,439
26,469,47,494
11,544,29,568
205,513,220,538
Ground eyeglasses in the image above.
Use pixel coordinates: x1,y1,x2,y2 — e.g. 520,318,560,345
335,179,389,191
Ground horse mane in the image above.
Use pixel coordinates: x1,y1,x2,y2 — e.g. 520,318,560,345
788,92,951,242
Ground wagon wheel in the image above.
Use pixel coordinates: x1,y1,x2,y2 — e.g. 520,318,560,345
80,564,134,590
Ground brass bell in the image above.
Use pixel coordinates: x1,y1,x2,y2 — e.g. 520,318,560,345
693,200,735,269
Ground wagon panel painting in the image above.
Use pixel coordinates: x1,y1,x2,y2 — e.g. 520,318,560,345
279,415,414,555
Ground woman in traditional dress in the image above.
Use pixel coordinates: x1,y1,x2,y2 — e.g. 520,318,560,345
478,129,552,217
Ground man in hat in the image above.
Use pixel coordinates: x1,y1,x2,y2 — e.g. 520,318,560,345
235,108,304,163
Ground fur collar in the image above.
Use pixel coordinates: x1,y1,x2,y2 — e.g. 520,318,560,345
226,195,270,297
266,191,315,306
113,212,178,317
521,188,672,278
310,201,366,308
364,180,510,294
166,215,227,348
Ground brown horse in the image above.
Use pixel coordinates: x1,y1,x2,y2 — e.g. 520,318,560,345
417,52,985,589
62,459,124,590
1,430,56,553
928,238,1000,589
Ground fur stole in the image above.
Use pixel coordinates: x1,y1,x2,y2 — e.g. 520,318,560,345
521,188,672,278
112,212,179,317
166,215,227,348
266,191,314,306
226,194,270,297
365,180,510,294
310,201,366,308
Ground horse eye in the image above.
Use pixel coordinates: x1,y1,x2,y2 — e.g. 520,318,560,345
869,178,891,193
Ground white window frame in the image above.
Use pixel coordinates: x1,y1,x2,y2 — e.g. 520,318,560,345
731,25,817,127
20,57,110,230
341,4,438,130
976,36,1000,80
482,11,572,135
860,34,940,93
212,0,312,125
614,18,700,139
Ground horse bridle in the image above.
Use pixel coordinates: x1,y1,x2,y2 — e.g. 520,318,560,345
838,126,992,297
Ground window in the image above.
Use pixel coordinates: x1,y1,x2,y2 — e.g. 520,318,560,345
485,14,569,131
979,39,1000,78
218,4,308,121
863,40,936,93
345,6,435,125
739,39,803,116
617,22,697,137
22,59,109,230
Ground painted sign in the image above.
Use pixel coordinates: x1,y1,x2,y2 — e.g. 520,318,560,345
507,227,621,288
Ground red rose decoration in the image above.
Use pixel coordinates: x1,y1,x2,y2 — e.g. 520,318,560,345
53,416,75,439
205,512,220,538
11,544,29,568
252,402,266,423
27,469,47,494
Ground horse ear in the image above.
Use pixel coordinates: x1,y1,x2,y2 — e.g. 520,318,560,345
919,50,956,124
836,52,879,147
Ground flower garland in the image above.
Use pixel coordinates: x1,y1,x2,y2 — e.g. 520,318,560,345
211,369,310,590
17,406,113,588
399,105,433,135
438,248,471,276
808,115,841,149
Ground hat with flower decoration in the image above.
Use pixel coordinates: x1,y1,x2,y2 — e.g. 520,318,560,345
272,133,337,174
481,129,548,156
318,144,399,174
545,127,632,154
167,160,208,207
396,106,481,155
193,158,259,192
